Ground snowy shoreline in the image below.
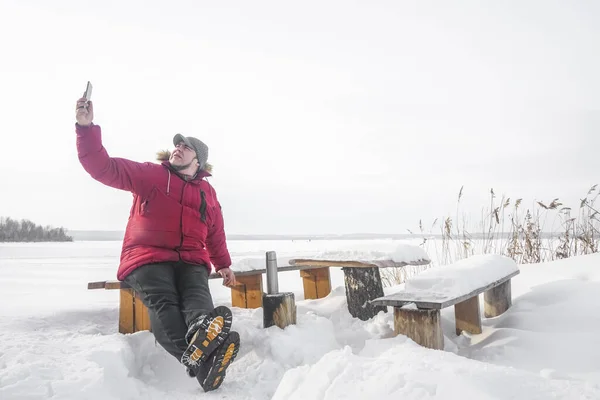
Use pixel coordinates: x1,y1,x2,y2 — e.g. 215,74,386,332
1,240,599,399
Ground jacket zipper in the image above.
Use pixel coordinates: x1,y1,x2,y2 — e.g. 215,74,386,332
177,182,187,260
200,190,207,222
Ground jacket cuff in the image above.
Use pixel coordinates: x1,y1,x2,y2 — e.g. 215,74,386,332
75,122,97,136
214,264,231,272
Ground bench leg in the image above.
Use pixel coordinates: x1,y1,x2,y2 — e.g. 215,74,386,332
231,275,263,309
454,296,482,335
133,291,152,332
119,289,152,334
300,267,331,300
119,289,135,334
394,307,444,350
343,267,387,321
484,279,512,318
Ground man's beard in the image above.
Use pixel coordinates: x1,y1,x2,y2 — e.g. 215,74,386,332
170,160,194,171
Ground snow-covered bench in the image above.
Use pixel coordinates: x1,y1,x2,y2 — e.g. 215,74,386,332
87,244,431,333
370,254,519,350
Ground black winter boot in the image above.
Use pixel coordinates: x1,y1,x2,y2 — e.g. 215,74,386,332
180,306,233,373
197,331,240,392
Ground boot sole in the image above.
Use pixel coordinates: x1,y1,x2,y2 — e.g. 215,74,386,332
181,306,232,371
201,331,240,392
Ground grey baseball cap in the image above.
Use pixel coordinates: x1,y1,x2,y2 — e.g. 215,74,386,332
173,134,209,170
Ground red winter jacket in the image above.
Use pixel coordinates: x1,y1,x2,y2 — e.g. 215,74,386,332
76,123,231,281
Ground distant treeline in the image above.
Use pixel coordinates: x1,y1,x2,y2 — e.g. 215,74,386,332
0,217,73,242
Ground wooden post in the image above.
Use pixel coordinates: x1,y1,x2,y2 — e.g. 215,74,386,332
263,292,296,329
231,274,263,309
133,292,152,332
454,295,482,335
342,267,387,321
300,267,332,300
394,307,444,350
484,279,512,318
119,289,135,334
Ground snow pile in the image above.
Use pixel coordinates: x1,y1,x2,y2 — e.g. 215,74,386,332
272,340,595,400
404,254,518,298
1,241,600,399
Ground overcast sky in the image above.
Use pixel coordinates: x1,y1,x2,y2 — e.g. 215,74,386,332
0,1,598,235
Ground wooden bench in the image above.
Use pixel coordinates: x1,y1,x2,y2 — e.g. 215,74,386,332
88,250,431,333
370,254,519,350
88,264,334,334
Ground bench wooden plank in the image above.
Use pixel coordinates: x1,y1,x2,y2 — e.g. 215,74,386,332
228,264,336,276
87,281,107,289
88,264,337,292
289,259,430,269
106,281,126,290
370,270,519,310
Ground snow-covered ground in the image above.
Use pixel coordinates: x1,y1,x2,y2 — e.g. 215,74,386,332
1,239,599,399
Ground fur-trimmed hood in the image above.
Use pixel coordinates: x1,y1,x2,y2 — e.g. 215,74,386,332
156,150,213,173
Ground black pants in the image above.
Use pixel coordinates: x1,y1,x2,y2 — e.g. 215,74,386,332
124,261,214,361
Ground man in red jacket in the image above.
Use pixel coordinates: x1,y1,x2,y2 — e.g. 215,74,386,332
75,96,239,392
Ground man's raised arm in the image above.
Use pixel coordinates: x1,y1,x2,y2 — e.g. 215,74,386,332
75,96,151,194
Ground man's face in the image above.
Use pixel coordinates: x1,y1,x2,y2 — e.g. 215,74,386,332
170,142,197,168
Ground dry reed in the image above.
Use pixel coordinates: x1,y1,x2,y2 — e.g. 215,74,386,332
380,185,600,287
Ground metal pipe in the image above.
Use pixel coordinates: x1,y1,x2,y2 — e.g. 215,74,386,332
266,251,279,294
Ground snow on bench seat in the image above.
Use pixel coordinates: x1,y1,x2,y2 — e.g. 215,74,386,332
371,254,519,309
405,254,518,295
372,254,519,309
288,243,431,268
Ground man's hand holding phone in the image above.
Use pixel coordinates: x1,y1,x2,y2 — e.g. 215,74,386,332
76,81,94,127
